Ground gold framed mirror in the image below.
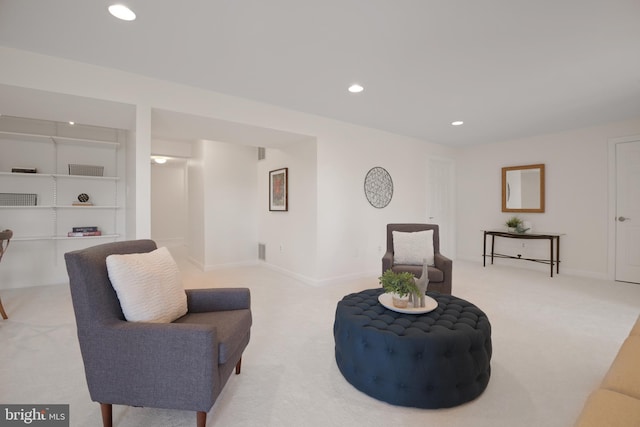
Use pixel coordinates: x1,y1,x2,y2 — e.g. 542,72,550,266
502,164,545,213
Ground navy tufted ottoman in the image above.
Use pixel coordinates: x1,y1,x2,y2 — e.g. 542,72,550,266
333,288,492,408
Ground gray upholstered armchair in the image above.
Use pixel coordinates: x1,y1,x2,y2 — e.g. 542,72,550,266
382,223,452,294
64,240,251,427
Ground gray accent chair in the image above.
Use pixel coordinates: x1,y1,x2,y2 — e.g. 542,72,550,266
64,240,252,427
382,223,452,294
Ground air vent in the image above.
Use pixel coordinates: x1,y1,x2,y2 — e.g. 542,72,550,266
258,147,266,161
258,243,266,261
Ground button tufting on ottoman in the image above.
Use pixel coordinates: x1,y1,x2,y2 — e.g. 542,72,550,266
333,288,492,409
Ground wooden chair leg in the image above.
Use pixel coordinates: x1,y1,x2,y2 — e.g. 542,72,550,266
235,357,242,375
0,297,7,320
100,403,112,427
197,411,206,427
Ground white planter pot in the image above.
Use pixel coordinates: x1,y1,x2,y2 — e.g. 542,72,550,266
391,293,410,308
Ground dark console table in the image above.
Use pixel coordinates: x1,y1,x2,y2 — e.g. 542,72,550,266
482,230,563,277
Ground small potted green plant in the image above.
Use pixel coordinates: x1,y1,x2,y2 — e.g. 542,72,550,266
505,216,530,233
378,270,418,308
505,216,523,233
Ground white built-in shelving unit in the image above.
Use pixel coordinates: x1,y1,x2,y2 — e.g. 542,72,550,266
0,116,126,287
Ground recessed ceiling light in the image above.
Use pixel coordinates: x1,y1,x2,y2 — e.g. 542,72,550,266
68,121,75,125
451,120,464,126
108,4,136,21
152,156,168,164
348,84,364,93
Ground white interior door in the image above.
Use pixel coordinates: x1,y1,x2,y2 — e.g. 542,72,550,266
615,140,640,283
427,157,455,257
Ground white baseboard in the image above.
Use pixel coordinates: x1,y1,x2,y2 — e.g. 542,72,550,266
259,261,320,286
259,261,378,287
203,260,259,271
314,270,378,287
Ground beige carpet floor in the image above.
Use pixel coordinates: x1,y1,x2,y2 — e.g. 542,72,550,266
1,255,639,427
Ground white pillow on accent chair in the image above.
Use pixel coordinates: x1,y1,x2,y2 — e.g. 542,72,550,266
106,246,188,323
392,230,435,266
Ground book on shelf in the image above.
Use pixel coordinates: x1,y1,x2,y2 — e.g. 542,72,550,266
72,201,94,206
67,230,102,237
11,167,37,173
72,226,98,233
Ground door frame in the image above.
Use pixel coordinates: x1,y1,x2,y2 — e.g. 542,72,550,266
607,134,640,281
426,155,456,259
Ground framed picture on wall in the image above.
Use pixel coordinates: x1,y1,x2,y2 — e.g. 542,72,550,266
269,167,288,211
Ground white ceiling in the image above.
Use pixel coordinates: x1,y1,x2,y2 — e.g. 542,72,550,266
1,0,639,147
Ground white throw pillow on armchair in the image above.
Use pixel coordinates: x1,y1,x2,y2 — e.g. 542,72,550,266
106,246,188,323
392,230,435,266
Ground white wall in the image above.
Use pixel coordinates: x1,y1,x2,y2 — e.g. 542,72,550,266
202,140,258,269
186,141,205,267
258,140,318,280
150,138,191,249
3,46,639,283
151,138,193,158
150,159,187,248
315,125,454,283
456,117,640,278
0,47,457,284
132,105,152,239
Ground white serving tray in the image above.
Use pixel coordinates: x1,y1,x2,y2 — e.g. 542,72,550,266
378,292,438,314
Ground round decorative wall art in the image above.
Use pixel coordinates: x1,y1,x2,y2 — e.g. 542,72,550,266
364,167,393,208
